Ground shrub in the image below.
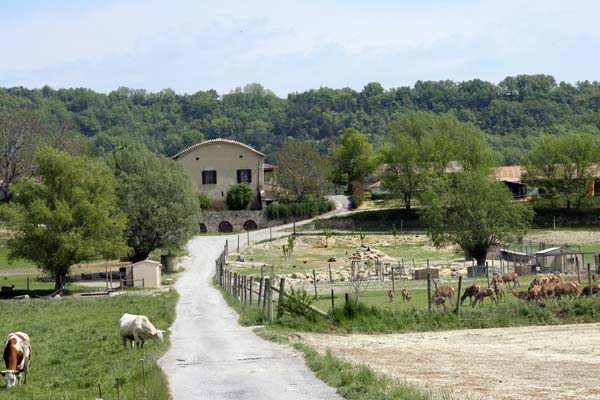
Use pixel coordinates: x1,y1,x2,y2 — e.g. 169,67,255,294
349,180,364,209
226,184,254,210
266,200,334,220
198,192,211,210
281,287,315,317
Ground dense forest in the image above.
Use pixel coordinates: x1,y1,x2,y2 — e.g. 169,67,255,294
2,74,600,164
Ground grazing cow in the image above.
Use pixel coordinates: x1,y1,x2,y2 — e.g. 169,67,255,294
119,313,165,349
501,272,519,289
1,332,31,389
387,289,395,302
460,284,480,306
432,279,455,303
472,288,496,307
400,288,411,302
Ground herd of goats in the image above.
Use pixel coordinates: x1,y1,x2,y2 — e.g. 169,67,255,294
388,272,599,310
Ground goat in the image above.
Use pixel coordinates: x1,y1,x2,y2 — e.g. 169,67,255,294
400,288,411,302
460,284,480,306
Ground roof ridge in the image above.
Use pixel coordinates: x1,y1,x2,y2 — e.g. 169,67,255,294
172,138,265,159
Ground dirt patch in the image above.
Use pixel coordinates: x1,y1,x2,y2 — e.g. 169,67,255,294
525,230,600,246
298,323,600,400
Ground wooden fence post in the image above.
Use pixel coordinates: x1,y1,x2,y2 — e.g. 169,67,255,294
577,257,581,284
249,276,254,306
455,276,463,316
344,293,349,304
588,263,593,297
277,277,286,319
312,269,318,298
427,273,432,311
258,277,263,307
293,220,296,235
233,273,238,299
262,278,269,317
331,289,335,311
328,264,333,283
225,240,228,256
266,278,273,322
486,262,490,288
270,226,272,242
237,235,240,253
391,265,395,292
247,230,250,246
243,275,247,304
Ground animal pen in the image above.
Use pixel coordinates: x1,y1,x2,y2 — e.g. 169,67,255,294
535,247,584,274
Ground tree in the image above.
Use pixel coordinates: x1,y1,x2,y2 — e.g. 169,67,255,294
1,148,128,290
329,128,375,187
109,145,199,262
274,140,331,202
419,172,533,266
524,133,599,209
226,184,254,210
0,111,46,202
379,112,494,210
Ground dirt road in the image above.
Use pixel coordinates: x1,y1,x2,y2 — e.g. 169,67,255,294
299,323,600,400
160,196,349,399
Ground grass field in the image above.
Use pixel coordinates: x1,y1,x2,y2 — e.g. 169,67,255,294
0,240,35,271
0,290,177,399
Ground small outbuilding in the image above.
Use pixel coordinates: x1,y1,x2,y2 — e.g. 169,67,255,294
120,260,162,288
413,267,440,280
535,247,583,274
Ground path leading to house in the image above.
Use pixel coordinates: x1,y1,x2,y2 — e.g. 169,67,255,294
160,196,349,399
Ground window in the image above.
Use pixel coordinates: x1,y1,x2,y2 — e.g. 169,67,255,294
202,170,217,185
237,169,252,184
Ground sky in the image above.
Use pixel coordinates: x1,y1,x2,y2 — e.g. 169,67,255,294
1,0,599,97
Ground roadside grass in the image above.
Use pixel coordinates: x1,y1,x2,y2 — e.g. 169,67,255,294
296,344,432,400
0,290,177,399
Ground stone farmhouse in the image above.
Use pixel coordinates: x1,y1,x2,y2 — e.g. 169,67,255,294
173,138,267,210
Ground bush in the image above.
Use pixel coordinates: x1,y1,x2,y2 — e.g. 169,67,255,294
266,200,333,220
282,287,315,317
226,184,254,210
198,192,211,210
349,180,364,209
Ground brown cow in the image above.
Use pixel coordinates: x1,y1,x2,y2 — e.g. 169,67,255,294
1,332,31,389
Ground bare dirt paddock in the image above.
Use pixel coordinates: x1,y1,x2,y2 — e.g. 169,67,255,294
298,323,600,400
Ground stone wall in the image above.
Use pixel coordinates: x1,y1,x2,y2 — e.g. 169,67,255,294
200,210,283,233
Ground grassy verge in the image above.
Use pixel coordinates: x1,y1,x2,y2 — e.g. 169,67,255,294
0,290,178,399
295,344,431,400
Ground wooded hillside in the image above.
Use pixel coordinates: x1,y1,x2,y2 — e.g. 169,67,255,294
2,74,599,164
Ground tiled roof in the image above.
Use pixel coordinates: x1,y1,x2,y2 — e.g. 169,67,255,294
495,166,525,183
172,138,265,160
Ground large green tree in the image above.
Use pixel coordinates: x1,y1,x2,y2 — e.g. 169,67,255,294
419,172,533,266
109,145,199,262
524,133,600,209
1,148,129,290
329,128,375,186
379,112,495,210
274,140,331,202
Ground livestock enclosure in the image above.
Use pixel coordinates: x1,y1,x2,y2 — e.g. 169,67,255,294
215,228,600,330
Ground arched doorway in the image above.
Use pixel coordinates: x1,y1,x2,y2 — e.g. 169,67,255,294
243,220,258,231
218,220,233,233
199,223,208,233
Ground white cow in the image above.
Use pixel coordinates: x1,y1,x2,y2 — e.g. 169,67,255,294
119,313,165,349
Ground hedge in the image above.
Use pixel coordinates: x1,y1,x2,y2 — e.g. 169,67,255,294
267,200,335,220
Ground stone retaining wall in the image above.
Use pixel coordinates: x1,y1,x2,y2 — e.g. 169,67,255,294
200,210,283,233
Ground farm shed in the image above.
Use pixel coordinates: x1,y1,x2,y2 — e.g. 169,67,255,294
413,268,439,280
120,260,162,288
535,247,583,274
